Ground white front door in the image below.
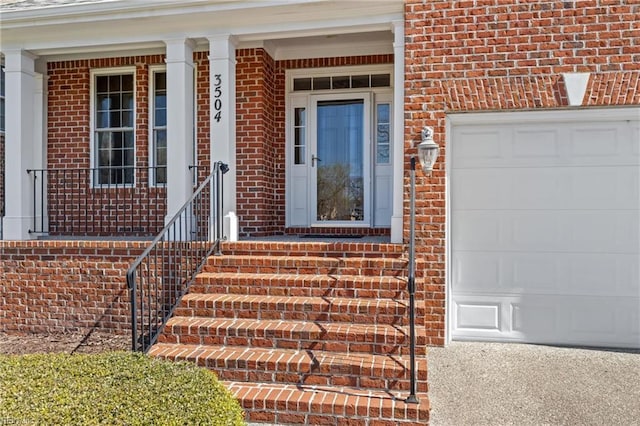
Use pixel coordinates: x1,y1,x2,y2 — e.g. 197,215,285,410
285,67,393,229
310,93,371,226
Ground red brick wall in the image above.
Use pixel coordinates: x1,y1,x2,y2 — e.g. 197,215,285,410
194,52,211,184
0,241,146,335
405,0,640,345
236,49,278,236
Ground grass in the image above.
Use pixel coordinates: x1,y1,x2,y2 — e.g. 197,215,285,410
0,351,245,425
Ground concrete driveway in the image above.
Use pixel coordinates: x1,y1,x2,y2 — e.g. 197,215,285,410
427,342,640,426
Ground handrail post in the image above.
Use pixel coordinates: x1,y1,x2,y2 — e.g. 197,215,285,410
28,170,36,234
406,157,419,404
215,161,224,256
128,271,138,352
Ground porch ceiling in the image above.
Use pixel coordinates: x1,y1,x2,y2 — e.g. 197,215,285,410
0,0,402,60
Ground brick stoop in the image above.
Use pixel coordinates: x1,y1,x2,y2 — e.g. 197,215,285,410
150,241,430,425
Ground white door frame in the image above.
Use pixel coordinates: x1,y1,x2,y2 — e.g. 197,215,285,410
285,65,394,229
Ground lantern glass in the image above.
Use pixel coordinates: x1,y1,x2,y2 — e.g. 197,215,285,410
417,140,439,172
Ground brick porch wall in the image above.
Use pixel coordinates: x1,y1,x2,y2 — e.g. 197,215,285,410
0,241,146,335
405,0,640,345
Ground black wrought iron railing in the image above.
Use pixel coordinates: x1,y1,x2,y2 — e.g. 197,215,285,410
127,161,228,353
26,166,168,237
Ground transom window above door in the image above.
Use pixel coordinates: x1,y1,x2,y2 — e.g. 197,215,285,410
293,73,390,92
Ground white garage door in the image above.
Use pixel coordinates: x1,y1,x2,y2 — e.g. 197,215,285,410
450,108,640,349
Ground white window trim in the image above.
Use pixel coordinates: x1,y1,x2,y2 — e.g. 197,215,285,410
90,66,137,188
0,60,5,135
149,64,167,187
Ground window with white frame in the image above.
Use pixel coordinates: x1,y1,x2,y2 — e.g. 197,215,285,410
93,70,135,185
151,69,167,185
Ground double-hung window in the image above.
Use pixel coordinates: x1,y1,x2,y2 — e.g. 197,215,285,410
93,70,135,185
150,69,167,185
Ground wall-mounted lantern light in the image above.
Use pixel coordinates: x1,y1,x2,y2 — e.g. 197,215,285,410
406,126,439,404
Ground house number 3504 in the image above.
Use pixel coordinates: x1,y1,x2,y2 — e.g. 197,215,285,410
214,74,222,122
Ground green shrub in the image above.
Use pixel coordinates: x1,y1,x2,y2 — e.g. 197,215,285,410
0,351,245,425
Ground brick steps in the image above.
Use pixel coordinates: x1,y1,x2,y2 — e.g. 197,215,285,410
220,241,407,259
204,255,414,277
174,293,426,326
191,272,422,299
150,343,427,392
152,241,429,424
160,317,427,356
225,381,430,426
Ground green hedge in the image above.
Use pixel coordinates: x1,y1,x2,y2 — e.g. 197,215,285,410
0,352,245,425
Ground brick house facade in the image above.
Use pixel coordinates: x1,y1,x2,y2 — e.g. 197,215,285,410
1,1,639,349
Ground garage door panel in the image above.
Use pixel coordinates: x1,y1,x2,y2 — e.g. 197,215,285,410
567,297,640,347
453,252,501,292
569,167,639,209
454,166,637,210
512,128,561,159
509,253,558,292
451,169,508,209
451,211,501,250
510,213,564,251
454,295,640,347
451,110,640,349
511,302,557,336
452,128,506,168
455,302,501,331
455,252,638,299
570,127,622,158
453,123,639,168
567,211,639,253
455,210,637,254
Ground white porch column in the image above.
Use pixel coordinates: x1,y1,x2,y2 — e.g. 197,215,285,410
391,20,405,244
164,39,195,225
207,35,237,240
32,67,48,233
2,50,42,240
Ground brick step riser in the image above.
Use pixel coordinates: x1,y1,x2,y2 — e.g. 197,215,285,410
202,265,414,277
189,284,425,299
242,410,427,426
190,283,426,296
219,243,406,259
173,306,426,327
153,353,427,392
159,331,427,356
227,382,430,426
216,370,427,393
220,250,406,259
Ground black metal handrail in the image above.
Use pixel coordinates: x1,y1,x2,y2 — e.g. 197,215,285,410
127,161,228,353
26,166,168,237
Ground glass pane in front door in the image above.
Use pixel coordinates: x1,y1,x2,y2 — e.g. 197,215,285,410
316,99,364,222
